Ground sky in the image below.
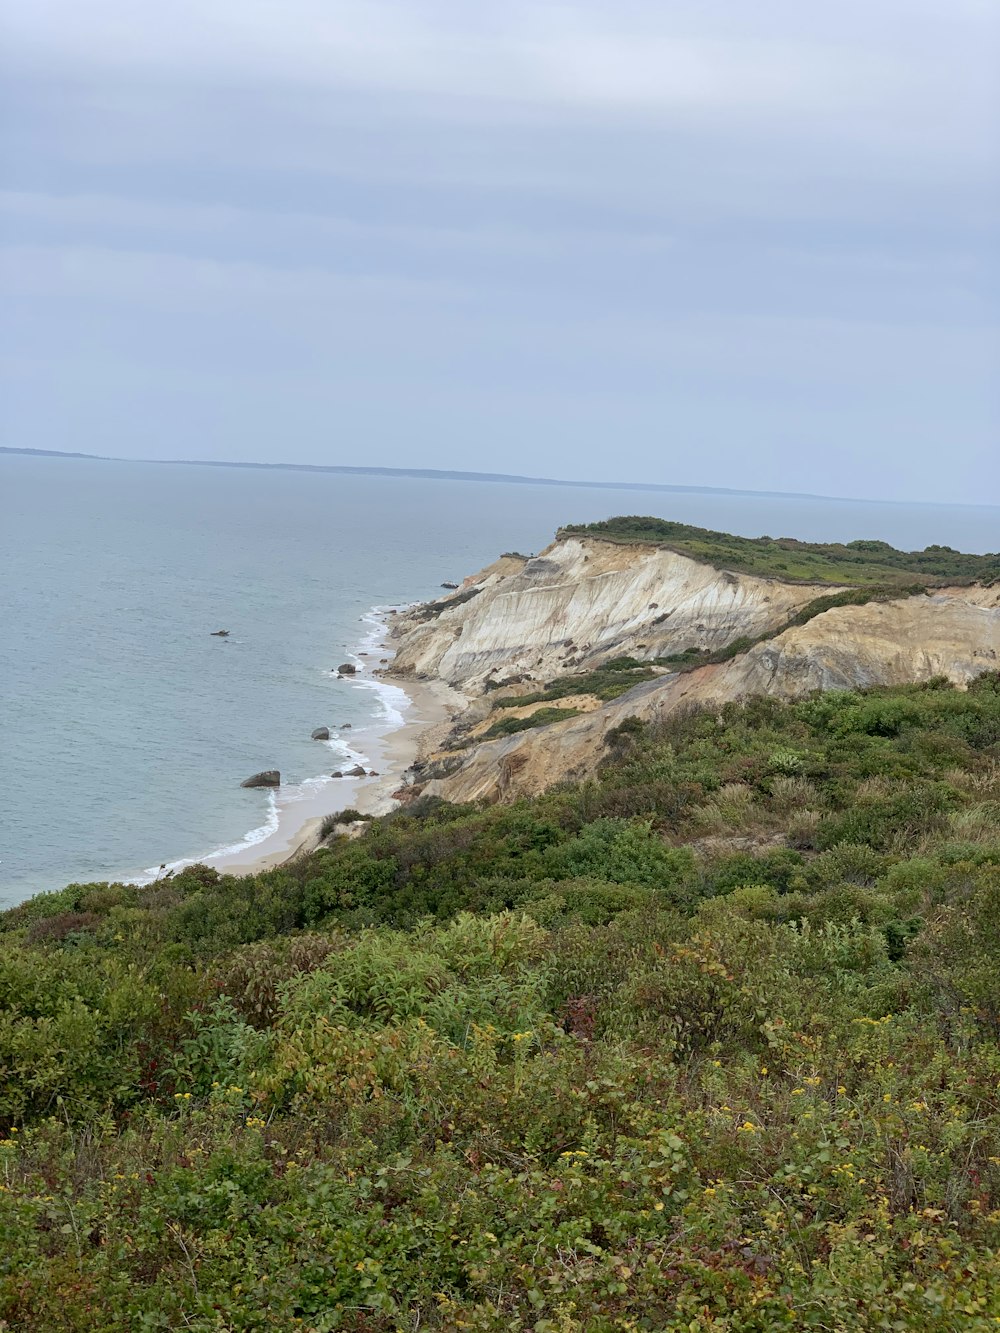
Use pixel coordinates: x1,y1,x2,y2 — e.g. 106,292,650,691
1,1,998,504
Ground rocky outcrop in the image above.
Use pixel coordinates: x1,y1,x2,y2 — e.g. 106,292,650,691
413,585,1000,806
241,770,280,788
311,727,330,741
390,539,844,692
337,663,357,675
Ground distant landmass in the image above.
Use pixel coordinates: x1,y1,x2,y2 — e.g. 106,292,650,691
0,445,852,504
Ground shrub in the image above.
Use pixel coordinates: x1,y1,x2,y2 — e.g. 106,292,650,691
557,516,999,584
3,676,1000,1326
319,808,371,838
484,706,581,738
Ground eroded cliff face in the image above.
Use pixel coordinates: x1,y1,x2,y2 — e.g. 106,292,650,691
385,534,999,806
395,575,1000,807
390,537,843,692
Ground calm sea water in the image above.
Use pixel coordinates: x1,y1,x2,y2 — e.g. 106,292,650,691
1,454,997,907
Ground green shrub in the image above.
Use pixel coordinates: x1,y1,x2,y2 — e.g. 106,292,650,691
484,706,581,738
558,515,1000,584
2,676,1000,1327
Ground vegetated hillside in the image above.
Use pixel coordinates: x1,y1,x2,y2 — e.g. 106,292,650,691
3,675,1000,1330
558,516,1000,586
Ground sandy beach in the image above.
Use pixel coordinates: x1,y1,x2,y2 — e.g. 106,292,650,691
209,671,462,877
118,608,467,889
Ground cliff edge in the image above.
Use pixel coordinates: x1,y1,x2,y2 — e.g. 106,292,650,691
387,527,1000,806
391,537,845,691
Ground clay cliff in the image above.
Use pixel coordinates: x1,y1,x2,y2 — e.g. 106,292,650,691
386,534,1000,806
391,538,845,691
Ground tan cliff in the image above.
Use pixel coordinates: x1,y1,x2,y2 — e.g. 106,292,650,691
391,537,847,692
386,537,1000,807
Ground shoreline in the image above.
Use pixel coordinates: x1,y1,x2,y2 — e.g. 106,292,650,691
133,608,465,885
209,671,461,878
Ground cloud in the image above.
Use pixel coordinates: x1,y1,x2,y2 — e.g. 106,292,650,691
3,0,995,136
0,1,997,501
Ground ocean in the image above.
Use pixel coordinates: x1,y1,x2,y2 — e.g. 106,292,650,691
1,453,997,907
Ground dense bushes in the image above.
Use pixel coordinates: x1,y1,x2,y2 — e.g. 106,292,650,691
559,516,1000,585
491,659,660,707
2,676,1000,1328
483,705,582,738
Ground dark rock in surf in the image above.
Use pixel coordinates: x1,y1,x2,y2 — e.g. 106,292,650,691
241,770,279,788
210,629,230,637
346,764,366,777
311,727,330,741
441,582,459,589
337,663,357,675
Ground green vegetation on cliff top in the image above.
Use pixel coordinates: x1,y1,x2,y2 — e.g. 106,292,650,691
4,671,1000,1329
558,515,1000,585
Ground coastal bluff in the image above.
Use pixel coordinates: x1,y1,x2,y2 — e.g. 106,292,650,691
390,538,835,691
387,522,1000,804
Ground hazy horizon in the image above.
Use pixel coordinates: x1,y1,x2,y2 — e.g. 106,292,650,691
6,444,1000,517
2,2,998,505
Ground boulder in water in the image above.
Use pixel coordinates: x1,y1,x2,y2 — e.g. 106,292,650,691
441,582,459,589
337,663,357,675
311,727,330,741
346,764,366,777
241,770,279,788
210,629,230,637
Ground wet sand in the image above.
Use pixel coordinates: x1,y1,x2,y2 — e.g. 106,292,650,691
206,673,462,878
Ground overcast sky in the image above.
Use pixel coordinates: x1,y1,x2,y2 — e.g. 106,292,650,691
1,1,998,503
